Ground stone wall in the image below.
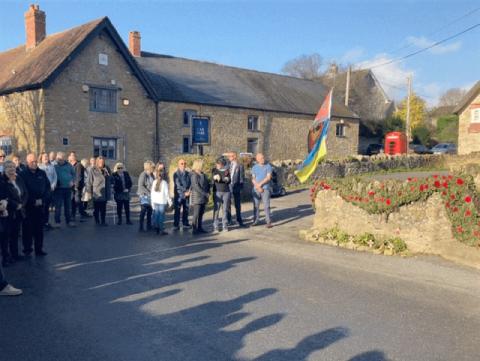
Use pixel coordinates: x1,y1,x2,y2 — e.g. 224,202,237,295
0,89,45,156
157,101,359,166
44,30,156,175
458,92,480,155
312,190,480,269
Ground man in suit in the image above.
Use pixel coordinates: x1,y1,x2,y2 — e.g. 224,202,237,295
227,152,246,227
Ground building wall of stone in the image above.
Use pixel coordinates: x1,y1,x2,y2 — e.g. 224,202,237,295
157,101,359,165
44,30,156,175
0,89,45,157
458,92,480,155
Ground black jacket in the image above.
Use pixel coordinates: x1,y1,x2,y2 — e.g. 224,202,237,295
112,171,133,194
19,167,50,207
212,168,231,193
4,175,28,220
73,162,86,190
174,170,191,200
190,172,210,205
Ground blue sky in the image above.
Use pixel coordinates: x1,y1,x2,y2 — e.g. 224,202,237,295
1,0,479,106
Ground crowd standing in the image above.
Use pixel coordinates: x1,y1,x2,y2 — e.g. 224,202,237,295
0,150,274,297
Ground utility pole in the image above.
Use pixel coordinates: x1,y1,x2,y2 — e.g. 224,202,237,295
406,74,412,147
345,66,351,107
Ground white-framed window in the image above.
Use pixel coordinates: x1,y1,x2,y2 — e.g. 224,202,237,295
93,137,117,160
471,108,480,123
89,87,117,113
336,124,346,137
247,115,259,131
247,138,258,154
99,53,108,66
0,136,13,156
183,109,197,127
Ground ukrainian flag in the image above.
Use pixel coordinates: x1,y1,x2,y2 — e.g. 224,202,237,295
295,90,333,183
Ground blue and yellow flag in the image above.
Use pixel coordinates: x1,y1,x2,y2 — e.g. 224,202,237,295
295,90,333,183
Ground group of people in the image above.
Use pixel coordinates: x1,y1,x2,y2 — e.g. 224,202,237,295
0,150,274,297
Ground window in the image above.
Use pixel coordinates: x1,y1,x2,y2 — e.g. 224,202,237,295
0,136,13,156
98,53,108,66
248,115,259,131
62,137,69,146
182,136,190,153
183,110,197,127
471,109,480,123
93,137,117,160
336,124,346,137
247,138,258,154
89,87,117,113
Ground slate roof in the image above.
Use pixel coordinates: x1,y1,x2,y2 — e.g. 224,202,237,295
137,52,358,118
454,81,480,114
318,69,394,123
0,17,156,98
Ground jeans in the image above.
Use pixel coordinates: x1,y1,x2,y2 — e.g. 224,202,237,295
227,191,243,224
213,192,230,230
22,205,45,254
152,204,166,230
253,189,271,224
192,203,206,232
139,204,152,230
93,201,107,224
116,200,131,223
7,214,22,258
173,198,189,227
54,188,72,224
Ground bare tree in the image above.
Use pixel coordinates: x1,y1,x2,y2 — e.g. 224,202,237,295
281,53,323,80
438,88,467,107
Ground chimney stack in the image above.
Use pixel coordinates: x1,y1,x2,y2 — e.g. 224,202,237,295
129,31,141,57
25,4,46,50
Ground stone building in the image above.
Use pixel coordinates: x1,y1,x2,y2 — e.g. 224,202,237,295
454,80,480,154
0,5,360,174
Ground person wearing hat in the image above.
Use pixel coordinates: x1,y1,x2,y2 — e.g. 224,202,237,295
212,157,231,232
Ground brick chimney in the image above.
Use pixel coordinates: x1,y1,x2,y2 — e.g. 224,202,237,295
129,31,141,57
25,4,46,50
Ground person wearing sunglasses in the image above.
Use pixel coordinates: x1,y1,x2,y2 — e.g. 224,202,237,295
173,159,191,231
112,162,133,225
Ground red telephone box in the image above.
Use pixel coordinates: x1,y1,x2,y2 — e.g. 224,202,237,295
384,131,407,155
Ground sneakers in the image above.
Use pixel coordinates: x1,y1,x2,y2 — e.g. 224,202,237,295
0,284,23,296
51,223,61,229
67,222,76,227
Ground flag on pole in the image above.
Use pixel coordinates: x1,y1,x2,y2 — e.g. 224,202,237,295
294,89,333,183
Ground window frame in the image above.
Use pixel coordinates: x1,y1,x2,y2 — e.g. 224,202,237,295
247,115,259,132
0,136,13,156
247,138,259,154
93,137,117,160
89,86,118,113
471,109,480,123
183,109,197,128
182,136,191,154
336,123,346,137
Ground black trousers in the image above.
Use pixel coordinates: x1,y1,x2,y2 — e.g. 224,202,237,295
192,203,206,232
116,200,130,223
0,224,8,261
139,204,152,230
71,188,86,219
43,192,52,226
227,191,243,224
93,201,107,224
173,198,189,227
22,205,45,254
7,215,22,258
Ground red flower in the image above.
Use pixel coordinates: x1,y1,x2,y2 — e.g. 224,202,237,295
419,185,424,191
465,196,472,203
450,194,455,200
452,207,459,213
441,191,447,196
456,178,464,185
446,202,450,208
457,226,463,233
385,199,392,205
434,181,441,188
442,182,449,188
433,175,439,179
410,186,415,191
368,191,375,197
465,209,472,217
407,177,412,182
448,175,453,180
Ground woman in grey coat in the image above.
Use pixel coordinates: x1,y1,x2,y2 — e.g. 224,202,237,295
190,159,210,235
86,157,111,226
137,161,155,232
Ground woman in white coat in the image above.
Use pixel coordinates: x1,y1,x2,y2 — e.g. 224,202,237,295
151,165,171,235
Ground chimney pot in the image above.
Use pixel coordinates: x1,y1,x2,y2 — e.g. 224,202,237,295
25,4,46,50
129,31,141,57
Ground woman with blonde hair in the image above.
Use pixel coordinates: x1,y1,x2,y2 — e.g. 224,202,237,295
190,159,210,235
137,161,155,232
112,162,133,225
150,165,171,235
85,156,111,226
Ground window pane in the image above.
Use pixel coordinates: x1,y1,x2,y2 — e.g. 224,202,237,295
108,149,115,159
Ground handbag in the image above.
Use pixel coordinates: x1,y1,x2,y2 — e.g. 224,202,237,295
140,195,150,205
82,190,92,203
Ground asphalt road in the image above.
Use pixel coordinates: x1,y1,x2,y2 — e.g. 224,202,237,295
1,189,479,361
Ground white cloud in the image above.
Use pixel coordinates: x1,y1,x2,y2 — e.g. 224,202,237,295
341,47,364,64
406,36,461,55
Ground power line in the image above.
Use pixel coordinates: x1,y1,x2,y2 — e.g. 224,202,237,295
366,22,480,70
388,6,480,56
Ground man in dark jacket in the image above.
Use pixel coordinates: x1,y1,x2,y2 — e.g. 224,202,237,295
227,152,246,227
173,159,191,230
69,152,89,221
53,152,76,227
20,153,50,256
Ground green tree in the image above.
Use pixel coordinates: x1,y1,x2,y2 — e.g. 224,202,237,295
412,125,432,146
435,115,458,144
395,93,427,132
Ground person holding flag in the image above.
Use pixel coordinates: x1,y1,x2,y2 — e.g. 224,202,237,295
295,90,333,183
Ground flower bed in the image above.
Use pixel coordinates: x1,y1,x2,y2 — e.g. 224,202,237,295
310,174,480,247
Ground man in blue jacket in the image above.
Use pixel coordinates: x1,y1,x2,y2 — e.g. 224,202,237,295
53,152,76,228
173,159,191,230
